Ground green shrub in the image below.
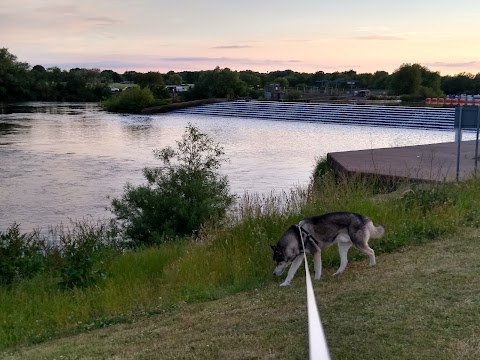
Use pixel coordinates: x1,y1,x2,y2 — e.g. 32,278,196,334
400,184,456,214
101,87,155,113
399,94,424,102
53,219,119,289
111,124,236,245
0,224,46,285
286,90,301,101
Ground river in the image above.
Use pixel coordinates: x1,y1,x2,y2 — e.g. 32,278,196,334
0,102,472,232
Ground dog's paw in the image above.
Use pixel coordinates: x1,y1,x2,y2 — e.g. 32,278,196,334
279,282,291,287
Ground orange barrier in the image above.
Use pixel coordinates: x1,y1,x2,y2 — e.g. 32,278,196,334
424,97,476,106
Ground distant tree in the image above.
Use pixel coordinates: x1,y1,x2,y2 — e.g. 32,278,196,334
239,71,261,88
441,73,474,94
179,71,201,84
123,71,140,83
355,73,374,89
389,64,423,95
418,66,443,96
287,90,302,101
285,72,310,87
101,69,122,83
101,87,155,113
473,73,480,94
166,73,183,85
273,77,289,88
137,71,164,88
187,67,248,100
32,65,46,73
390,64,444,98
0,48,31,101
371,71,390,89
136,72,170,99
269,69,295,78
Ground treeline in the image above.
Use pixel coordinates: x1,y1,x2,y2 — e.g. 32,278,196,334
1,47,480,104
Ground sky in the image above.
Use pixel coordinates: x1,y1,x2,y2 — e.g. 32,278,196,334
2,0,480,76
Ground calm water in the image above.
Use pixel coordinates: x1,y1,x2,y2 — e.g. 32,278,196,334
0,102,472,232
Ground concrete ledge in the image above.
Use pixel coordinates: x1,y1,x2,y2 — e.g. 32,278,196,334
327,140,480,183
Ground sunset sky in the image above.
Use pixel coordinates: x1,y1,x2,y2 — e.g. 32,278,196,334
2,0,479,75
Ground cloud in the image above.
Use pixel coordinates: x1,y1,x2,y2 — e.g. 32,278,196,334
42,56,303,72
211,45,254,49
84,16,124,26
354,34,405,41
35,4,78,14
0,4,125,37
425,61,480,68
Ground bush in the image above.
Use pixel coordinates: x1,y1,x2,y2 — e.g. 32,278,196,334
0,219,119,288
101,87,155,113
111,124,236,245
286,90,302,101
54,220,119,289
0,224,46,285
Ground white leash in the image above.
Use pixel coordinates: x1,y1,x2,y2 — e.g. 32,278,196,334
298,227,331,360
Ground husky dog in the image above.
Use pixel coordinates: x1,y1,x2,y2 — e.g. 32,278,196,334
271,212,385,286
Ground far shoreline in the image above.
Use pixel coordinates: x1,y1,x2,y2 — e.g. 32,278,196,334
141,98,229,114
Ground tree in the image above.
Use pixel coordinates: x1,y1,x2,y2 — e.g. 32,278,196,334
136,71,170,98
239,71,261,88
101,69,122,83
0,48,31,101
110,124,235,245
389,64,422,95
389,63,443,97
166,72,183,85
101,87,155,113
441,73,474,94
187,67,248,100
371,71,390,90
274,77,289,88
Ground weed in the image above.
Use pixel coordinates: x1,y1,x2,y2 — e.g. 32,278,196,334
0,224,46,285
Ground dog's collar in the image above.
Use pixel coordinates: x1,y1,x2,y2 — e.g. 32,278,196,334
295,224,319,248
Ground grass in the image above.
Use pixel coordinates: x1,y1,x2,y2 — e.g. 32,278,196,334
109,83,139,90
0,242,186,349
3,171,480,356
3,228,480,359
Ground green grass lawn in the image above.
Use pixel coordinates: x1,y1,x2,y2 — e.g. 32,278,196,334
109,83,138,90
3,228,480,360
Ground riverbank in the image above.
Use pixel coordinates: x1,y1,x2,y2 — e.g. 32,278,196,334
3,228,480,359
3,169,480,353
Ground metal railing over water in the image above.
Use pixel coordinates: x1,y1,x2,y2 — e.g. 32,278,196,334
176,100,455,131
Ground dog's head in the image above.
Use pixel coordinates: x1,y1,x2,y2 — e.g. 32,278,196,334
270,245,296,276
271,225,301,276
271,244,290,276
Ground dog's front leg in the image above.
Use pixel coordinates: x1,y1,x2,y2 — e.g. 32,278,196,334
313,251,322,280
280,255,304,286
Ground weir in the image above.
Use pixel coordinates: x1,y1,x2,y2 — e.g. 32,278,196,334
176,100,455,131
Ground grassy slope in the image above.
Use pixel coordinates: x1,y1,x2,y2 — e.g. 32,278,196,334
3,229,480,360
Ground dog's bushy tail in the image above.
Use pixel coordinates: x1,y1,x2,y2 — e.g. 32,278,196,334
367,221,385,239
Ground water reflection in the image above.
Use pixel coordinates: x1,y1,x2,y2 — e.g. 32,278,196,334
0,102,473,233
0,122,31,136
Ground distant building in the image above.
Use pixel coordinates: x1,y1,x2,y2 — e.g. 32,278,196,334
264,83,286,100
355,89,370,97
165,84,194,95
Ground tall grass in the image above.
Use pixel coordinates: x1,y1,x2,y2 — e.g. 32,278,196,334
2,172,480,350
